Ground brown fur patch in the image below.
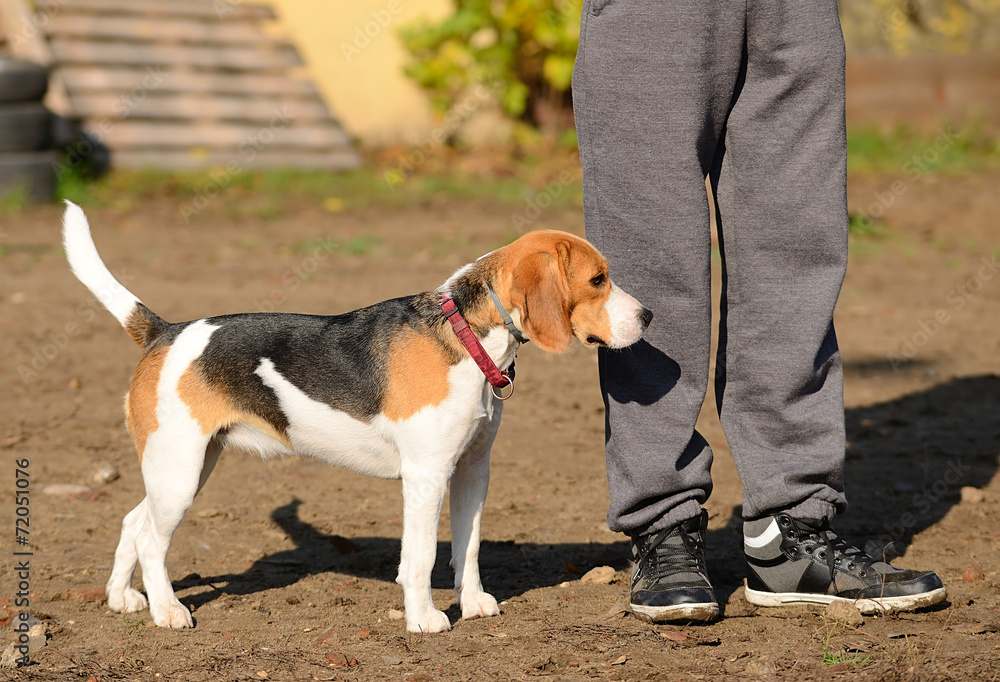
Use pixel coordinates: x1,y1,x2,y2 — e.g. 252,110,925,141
489,230,614,351
124,305,163,347
126,346,168,461
383,328,454,422
177,367,291,447
511,251,573,353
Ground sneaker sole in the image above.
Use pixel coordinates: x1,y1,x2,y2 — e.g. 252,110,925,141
744,586,947,614
630,602,720,623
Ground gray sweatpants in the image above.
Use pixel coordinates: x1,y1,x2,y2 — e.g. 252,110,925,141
573,0,850,536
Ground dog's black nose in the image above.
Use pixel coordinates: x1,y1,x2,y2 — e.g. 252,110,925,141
639,307,653,329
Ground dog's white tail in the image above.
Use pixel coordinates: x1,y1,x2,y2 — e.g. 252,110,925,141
62,201,166,347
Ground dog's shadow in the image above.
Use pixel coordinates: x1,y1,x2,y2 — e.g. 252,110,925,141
176,374,999,617
177,497,642,616
176,498,754,620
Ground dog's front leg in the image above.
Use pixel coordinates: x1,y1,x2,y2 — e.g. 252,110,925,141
449,418,501,621
397,466,451,633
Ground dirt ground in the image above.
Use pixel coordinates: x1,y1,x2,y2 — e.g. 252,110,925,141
1,170,998,681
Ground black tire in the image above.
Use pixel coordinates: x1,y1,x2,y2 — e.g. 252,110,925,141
0,151,58,202
0,59,49,103
0,103,52,152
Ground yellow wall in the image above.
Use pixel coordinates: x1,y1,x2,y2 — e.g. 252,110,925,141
272,0,451,144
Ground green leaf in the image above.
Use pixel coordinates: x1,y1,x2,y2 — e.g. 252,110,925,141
543,54,575,91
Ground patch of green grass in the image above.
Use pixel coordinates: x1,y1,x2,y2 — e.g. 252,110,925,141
292,235,381,258
54,163,584,222
342,235,381,256
223,197,283,221
55,164,92,205
848,124,1000,175
822,649,873,668
848,210,891,259
814,617,926,674
930,236,953,252
817,620,874,670
848,211,888,238
0,183,30,213
848,238,885,260
36,124,1000,220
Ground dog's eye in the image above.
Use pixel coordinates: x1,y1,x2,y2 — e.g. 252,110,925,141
590,274,606,287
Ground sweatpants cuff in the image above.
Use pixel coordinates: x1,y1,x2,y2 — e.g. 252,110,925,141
622,499,705,538
772,499,839,524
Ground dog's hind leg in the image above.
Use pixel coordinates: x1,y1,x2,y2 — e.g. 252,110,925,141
106,497,151,614
449,416,502,621
107,435,223,619
128,430,217,628
107,436,223,617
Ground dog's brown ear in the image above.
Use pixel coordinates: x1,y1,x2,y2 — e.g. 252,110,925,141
510,249,573,354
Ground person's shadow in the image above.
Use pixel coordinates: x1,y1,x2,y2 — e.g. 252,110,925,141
176,373,999,618
837,371,1000,556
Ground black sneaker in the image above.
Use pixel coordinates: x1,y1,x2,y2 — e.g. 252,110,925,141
743,513,947,613
629,509,719,622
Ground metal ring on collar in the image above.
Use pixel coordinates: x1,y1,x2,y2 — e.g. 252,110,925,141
491,379,514,401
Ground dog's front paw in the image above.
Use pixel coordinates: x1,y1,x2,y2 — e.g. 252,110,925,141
150,599,194,628
406,608,451,634
108,586,148,614
460,590,500,620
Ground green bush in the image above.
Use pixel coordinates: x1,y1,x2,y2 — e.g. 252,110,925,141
399,0,582,131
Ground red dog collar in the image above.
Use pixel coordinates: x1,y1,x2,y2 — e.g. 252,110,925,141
441,295,514,399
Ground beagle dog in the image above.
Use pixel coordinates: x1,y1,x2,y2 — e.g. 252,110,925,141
62,201,650,633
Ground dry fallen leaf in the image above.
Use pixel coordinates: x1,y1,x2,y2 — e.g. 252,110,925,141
659,630,689,642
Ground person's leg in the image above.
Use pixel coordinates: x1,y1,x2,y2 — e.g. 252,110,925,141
711,0,849,523
573,0,744,538
573,0,746,623
716,0,946,611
